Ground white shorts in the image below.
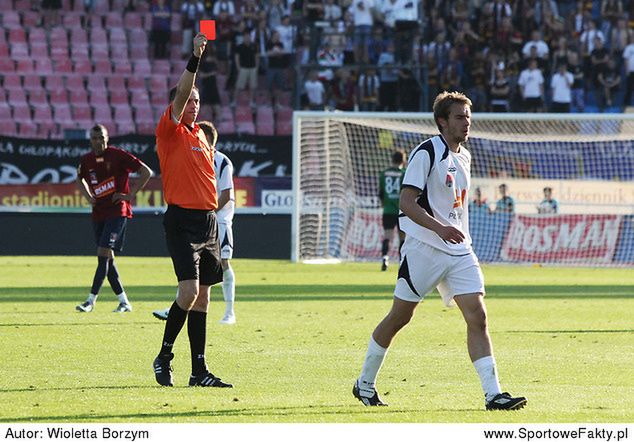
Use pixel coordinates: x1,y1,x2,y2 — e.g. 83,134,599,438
394,236,485,307
217,222,233,260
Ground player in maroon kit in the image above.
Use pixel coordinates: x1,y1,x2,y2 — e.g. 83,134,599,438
75,124,153,313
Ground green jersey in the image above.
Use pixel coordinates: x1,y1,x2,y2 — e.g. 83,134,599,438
379,166,405,215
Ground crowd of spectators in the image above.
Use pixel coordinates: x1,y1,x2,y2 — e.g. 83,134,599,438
34,0,634,113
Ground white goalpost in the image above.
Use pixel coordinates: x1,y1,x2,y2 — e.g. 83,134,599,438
291,111,634,266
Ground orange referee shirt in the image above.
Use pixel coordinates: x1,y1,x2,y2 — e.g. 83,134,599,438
156,104,218,210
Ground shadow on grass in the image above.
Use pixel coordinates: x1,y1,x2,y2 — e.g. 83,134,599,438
2,404,420,422
507,329,634,334
0,284,633,303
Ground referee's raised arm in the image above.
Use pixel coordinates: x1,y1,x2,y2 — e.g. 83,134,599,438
172,32,208,122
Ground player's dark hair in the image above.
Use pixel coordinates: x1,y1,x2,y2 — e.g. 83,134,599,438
198,120,218,147
168,85,200,102
91,124,108,135
432,91,472,132
391,150,405,165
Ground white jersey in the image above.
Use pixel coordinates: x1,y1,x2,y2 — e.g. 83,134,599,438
214,151,235,224
399,135,472,255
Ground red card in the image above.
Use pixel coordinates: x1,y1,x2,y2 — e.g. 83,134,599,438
200,20,216,41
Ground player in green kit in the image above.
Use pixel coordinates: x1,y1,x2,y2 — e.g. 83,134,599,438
378,150,406,271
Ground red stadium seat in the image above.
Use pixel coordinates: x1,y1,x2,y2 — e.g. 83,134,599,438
0,57,14,72
113,61,132,75
151,60,171,76
93,59,113,74
276,120,292,135
49,89,69,105
70,44,91,59
8,28,26,43
22,10,40,27
12,104,32,120
49,27,68,45
28,89,48,107
236,121,255,134
91,45,110,60
23,75,42,90
30,44,49,58
110,90,129,106
73,59,93,74
70,27,88,44
105,12,124,28
8,89,28,105
11,43,30,59
3,74,23,90
110,43,129,60
72,104,92,120
69,89,89,106
0,43,10,59
0,103,12,120
116,121,136,135
63,12,83,28
89,90,109,107
107,76,126,91
18,121,38,138
35,59,53,74
33,105,53,123
127,77,147,91
0,120,17,136
53,58,73,73
235,106,253,122
45,76,64,91
129,45,148,60
87,76,106,91
124,12,143,29
53,104,72,124
93,104,113,122
113,105,133,121
65,75,85,92
136,121,155,135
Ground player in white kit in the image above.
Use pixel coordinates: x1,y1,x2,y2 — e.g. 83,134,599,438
353,92,527,411
153,121,237,324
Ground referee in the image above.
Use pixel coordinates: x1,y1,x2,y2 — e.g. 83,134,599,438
152,32,232,388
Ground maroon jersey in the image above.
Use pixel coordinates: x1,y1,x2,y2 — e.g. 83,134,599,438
78,146,143,221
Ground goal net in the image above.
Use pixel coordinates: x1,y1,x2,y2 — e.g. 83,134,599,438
291,112,634,266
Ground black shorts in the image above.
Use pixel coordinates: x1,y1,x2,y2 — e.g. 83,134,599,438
382,214,399,230
93,217,127,252
163,205,223,286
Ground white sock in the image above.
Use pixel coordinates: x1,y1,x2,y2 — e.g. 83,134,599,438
117,291,129,305
222,266,235,316
87,294,97,304
358,336,388,396
473,355,502,402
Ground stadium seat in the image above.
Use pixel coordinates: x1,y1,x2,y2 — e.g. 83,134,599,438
63,12,83,28
217,121,235,134
110,90,130,106
11,43,30,59
93,105,113,122
22,10,40,27
18,121,38,138
8,89,28,105
0,120,17,136
90,90,109,107
0,103,12,120
256,120,275,136
53,104,72,124
65,75,85,92
128,28,148,47
124,12,143,29
113,61,132,75
7,28,25,43
49,27,68,46
2,11,22,30
72,104,92,120
132,61,151,76
16,59,35,73
236,121,256,134
106,12,124,28
35,59,53,74
70,89,90,106
50,45,70,59
151,60,171,76
110,44,130,61
12,104,32,120
90,28,108,45
109,27,127,45
73,59,93,74
49,89,69,105
87,76,106,91
130,45,148,60
45,75,64,91
33,105,53,123
116,121,136,135
113,105,133,121
91,45,110,60
70,44,91,60
30,44,49,58
53,58,73,73
107,76,127,91
3,74,23,91
28,89,48,107
136,121,155,135
235,106,254,122
0,39,11,64
36,122,57,138
276,120,292,135
23,74,42,90
93,59,113,74
127,76,147,92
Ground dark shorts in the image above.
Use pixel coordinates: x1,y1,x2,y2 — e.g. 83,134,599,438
93,217,127,252
382,214,399,230
163,205,223,286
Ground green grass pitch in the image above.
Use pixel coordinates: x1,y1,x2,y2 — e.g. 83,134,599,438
0,256,632,423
